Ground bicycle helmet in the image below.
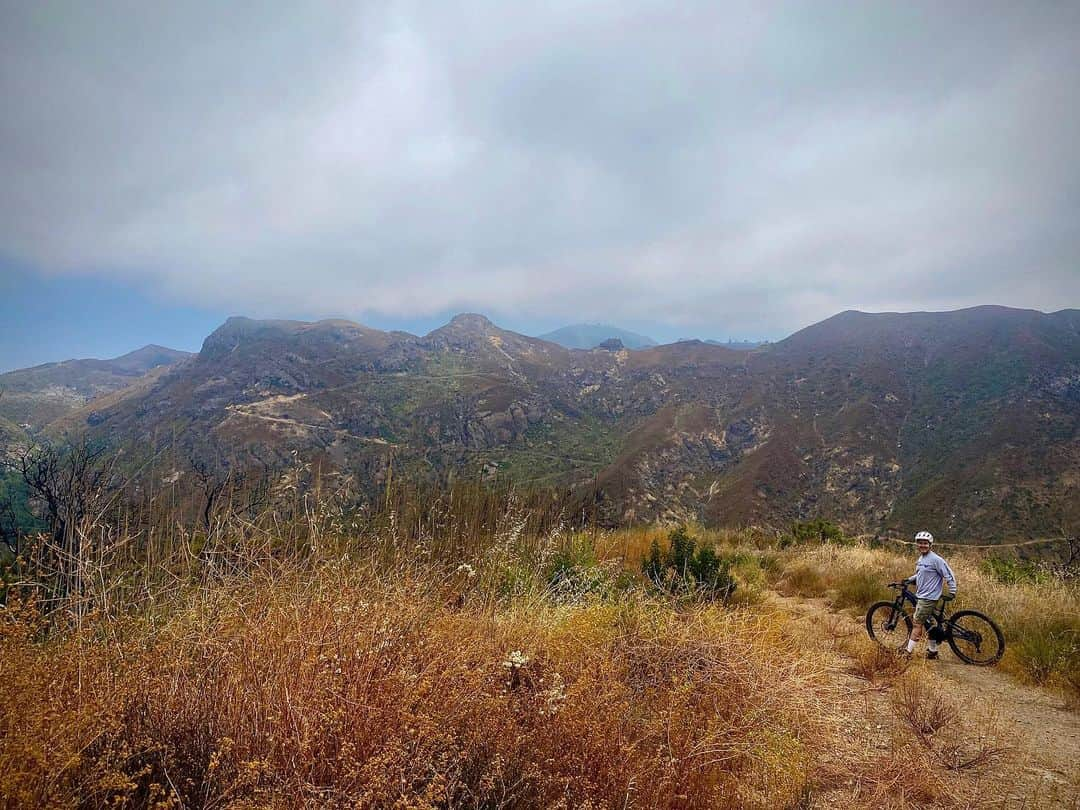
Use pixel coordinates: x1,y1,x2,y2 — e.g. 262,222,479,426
914,530,934,544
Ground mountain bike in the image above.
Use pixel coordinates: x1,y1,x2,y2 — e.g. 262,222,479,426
865,582,1005,665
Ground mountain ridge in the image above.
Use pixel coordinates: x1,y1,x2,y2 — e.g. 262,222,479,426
16,306,1080,540
0,344,192,431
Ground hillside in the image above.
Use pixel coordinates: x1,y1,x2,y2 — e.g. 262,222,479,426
57,306,1080,540
0,344,192,431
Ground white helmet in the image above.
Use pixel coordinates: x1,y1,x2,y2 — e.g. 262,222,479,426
914,530,934,544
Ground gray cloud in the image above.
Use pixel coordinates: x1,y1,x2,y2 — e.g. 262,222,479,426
2,1,1078,338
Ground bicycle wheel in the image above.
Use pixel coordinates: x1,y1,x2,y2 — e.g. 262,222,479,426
865,601,913,649
947,610,1005,666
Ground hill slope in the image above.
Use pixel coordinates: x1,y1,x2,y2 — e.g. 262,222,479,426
0,344,192,431
69,307,1079,540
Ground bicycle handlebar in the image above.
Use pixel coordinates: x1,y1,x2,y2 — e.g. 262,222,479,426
886,581,909,589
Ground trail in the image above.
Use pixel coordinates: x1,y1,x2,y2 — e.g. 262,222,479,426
224,406,396,445
873,536,1071,550
772,592,1080,807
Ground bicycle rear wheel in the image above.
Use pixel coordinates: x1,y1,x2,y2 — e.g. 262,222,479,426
947,610,1005,666
865,601,913,649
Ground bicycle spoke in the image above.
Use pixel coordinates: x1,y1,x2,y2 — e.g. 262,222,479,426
948,611,1004,665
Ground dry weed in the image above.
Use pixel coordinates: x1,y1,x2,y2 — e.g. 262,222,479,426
847,640,910,686
0,561,832,809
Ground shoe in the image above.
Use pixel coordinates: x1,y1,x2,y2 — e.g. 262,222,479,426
896,645,912,659
926,650,939,660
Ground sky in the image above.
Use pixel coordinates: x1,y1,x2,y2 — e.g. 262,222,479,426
1,1,1078,371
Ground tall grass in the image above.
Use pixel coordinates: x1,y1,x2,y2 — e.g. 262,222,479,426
1,551,832,808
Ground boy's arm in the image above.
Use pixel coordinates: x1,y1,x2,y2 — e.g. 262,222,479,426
940,558,958,598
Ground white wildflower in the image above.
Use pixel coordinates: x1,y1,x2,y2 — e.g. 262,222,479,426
502,650,530,669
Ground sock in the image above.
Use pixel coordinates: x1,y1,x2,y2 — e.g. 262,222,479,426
906,639,916,653
928,640,939,652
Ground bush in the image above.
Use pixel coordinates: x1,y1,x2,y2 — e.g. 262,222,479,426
545,536,618,601
980,556,1049,586
1010,617,1078,685
832,569,885,612
781,518,850,548
641,526,736,600
778,561,827,597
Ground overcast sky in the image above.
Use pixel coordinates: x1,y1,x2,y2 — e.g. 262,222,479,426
1,1,1078,370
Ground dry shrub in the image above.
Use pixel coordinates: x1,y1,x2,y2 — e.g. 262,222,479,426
832,673,1010,809
890,674,1009,773
822,613,857,641
0,562,832,809
777,560,827,597
847,640,909,686
891,676,960,743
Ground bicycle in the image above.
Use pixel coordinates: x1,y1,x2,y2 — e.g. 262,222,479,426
865,582,1005,665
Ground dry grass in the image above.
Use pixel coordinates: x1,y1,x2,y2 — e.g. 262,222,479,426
0,553,834,809
847,639,910,686
2,512,1065,809
820,671,1011,809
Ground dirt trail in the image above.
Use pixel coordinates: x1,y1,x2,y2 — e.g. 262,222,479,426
771,592,1079,808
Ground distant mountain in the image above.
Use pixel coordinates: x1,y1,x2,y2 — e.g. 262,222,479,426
538,324,657,350
0,344,192,431
702,339,765,350
52,306,1080,541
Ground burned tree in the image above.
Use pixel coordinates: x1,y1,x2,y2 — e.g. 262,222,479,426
17,439,116,600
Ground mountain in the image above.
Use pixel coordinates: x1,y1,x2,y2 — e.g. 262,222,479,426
538,324,657,350
58,306,1080,541
702,339,765,350
0,344,192,432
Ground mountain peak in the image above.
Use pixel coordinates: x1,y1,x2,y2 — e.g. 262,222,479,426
107,344,193,374
447,313,496,330
539,323,657,350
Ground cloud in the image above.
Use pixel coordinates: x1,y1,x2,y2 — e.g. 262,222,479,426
1,1,1078,338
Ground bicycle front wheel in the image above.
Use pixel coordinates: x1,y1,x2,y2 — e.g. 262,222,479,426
865,601,913,649
947,610,1005,666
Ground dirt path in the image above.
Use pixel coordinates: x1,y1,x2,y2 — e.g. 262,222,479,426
771,592,1080,808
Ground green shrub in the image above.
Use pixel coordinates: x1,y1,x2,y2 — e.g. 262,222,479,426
781,519,850,548
640,526,736,601
1009,616,1079,686
546,537,614,601
980,556,1049,586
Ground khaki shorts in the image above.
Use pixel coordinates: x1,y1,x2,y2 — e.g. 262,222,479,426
913,598,940,625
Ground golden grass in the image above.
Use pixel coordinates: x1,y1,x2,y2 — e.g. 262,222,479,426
1,516,1064,808
1,556,833,809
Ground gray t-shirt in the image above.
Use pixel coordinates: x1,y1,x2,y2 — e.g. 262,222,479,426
907,550,957,600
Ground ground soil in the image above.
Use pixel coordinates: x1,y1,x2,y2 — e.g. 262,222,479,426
770,592,1079,809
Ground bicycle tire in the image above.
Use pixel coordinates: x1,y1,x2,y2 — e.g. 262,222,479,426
946,609,1005,666
865,601,913,649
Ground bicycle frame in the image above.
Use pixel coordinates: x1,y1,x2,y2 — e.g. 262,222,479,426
886,584,984,648
885,583,946,633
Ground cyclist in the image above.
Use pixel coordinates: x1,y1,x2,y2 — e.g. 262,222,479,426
900,530,957,659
